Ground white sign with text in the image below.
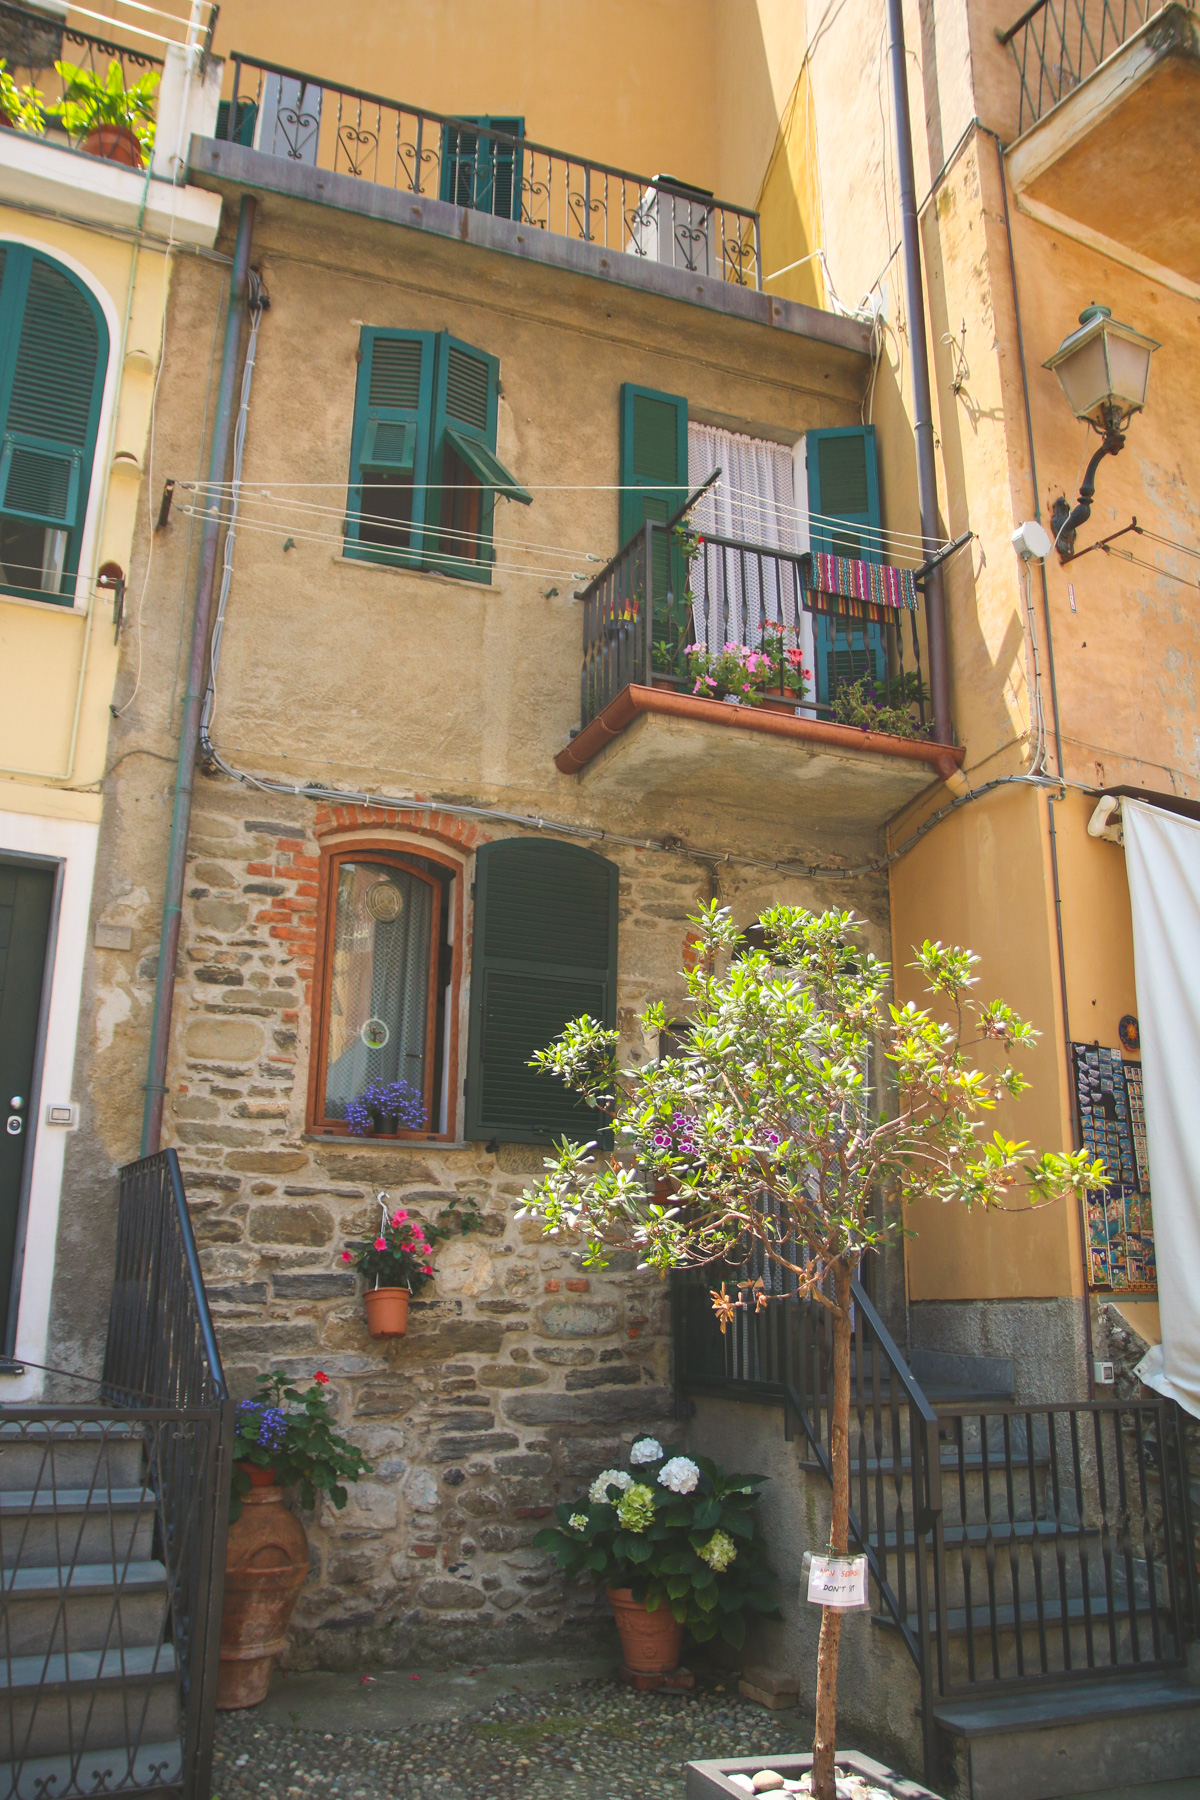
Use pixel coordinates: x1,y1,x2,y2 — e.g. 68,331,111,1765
805,1553,868,1609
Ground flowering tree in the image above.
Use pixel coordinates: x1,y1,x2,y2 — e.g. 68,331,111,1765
520,903,1101,1800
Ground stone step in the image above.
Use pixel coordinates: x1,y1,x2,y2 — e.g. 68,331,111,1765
0,1490,156,1570
932,1669,1200,1799
0,1560,169,1656
0,1425,144,1496
0,1645,180,1761
0,1737,182,1800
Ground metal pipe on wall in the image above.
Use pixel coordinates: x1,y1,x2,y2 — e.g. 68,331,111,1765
885,0,952,746
141,193,257,1155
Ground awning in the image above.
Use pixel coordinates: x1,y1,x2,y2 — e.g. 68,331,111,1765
443,425,532,505
1121,798,1200,1418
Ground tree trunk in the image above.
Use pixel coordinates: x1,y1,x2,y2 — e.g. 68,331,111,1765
812,1262,852,1800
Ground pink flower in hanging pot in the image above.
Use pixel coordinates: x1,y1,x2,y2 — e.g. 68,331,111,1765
341,1250,353,1263
392,1209,409,1225
374,1236,388,1251
423,1265,433,1275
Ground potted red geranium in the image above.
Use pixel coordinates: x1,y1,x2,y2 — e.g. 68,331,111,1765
342,1202,437,1336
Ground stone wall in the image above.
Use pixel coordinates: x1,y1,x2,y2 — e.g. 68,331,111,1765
154,782,718,1665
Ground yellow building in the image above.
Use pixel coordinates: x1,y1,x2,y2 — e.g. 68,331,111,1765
13,1,1198,1792
0,1,220,1392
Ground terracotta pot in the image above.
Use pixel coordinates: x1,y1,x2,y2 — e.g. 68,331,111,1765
81,123,144,166
607,1586,684,1674
364,1285,409,1337
244,1463,277,1489
217,1476,309,1709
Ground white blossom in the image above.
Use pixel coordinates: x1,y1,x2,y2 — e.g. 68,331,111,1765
658,1455,700,1494
568,1513,588,1532
589,1468,634,1504
629,1437,663,1466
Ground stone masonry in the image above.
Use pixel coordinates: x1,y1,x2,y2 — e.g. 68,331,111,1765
160,781,713,1666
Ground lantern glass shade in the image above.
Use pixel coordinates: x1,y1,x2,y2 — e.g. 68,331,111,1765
1044,306,1159,429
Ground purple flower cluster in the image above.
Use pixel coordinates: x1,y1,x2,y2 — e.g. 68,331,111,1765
651,1111,699,1157
235,1400,288,1450
345,1078,426,1136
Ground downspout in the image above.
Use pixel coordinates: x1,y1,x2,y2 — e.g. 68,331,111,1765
885,0,951,746
141,193,257,1155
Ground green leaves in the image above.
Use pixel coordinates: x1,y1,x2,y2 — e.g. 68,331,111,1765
230,1372,371,1523
49,59,159,152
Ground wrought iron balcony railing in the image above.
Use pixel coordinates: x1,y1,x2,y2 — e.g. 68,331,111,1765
998,0,1193,133
217,54,762,289
575,515,926,731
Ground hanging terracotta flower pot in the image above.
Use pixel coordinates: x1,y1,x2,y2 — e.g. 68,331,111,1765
607,1586,684,1674
217,1468,309,1710
364,1286,409,1337
82,123,144,166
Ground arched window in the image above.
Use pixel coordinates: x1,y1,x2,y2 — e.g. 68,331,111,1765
310,847,458,1139
0,246,108,601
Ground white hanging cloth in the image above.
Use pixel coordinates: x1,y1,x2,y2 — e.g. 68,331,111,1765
686,424,805,658
1121,798,1200,1419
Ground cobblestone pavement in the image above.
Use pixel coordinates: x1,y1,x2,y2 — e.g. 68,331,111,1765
212,1673,814,1800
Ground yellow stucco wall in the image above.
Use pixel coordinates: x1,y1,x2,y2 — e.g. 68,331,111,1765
0,207,172,816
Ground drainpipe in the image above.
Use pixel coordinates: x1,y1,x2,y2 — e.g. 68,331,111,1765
886,0,951,746
141,194,257,1155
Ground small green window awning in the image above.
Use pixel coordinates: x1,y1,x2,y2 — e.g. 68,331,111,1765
443,423,532,504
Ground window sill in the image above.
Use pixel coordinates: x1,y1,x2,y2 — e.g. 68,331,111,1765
336,550,493,591
303,1132,481,1152
0,588,86,616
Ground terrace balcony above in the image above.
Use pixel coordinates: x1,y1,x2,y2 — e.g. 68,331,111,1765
186,54,864,345
1001,0,1200,290
553,518,964,835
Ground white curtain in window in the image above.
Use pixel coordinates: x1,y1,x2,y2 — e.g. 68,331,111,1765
1121,799,1200,1419
686,425,812,679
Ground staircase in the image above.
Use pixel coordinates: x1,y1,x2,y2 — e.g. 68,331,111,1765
0,1152,232,1800
0,1421,182,1798
674,1270,1200,1799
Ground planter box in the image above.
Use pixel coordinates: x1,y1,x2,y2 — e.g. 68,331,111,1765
686,1752,941,1800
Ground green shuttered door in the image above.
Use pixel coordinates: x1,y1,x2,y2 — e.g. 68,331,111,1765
619,383,687,630
466,840,618,1143
806,425,887,702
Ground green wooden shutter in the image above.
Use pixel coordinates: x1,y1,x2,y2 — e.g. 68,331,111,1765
440,117,525,219
345,328,435,563
465,839,618,1144
619,383,687,639
431,331,501,580
0,246,107,600
805,426,887,704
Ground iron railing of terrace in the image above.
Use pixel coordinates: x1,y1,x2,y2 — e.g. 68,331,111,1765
998,0,1194,133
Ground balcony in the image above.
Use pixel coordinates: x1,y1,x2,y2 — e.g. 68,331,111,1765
186,54,864,344
1001,0,1200,290
554,519,964,833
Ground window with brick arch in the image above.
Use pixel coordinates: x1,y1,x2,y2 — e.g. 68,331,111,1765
308,845,461,1140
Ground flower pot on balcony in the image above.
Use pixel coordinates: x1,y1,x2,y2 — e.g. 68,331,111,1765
82,123,143,166
217,1471,309,1710
607,1586,684,1674
364,1286,409,1337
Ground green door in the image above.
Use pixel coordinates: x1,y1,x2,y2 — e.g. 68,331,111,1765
0,860,54,1346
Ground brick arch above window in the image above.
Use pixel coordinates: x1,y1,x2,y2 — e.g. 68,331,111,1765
312,802,492,854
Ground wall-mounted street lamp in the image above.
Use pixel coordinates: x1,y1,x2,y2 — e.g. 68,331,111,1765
1045,304,1158,560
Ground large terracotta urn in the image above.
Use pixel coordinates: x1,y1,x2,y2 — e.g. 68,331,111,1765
217,1469,309,1709
364,1286,409,1337
607,1586,684,1674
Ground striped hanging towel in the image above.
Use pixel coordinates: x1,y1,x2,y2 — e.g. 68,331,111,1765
802,553,918,623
